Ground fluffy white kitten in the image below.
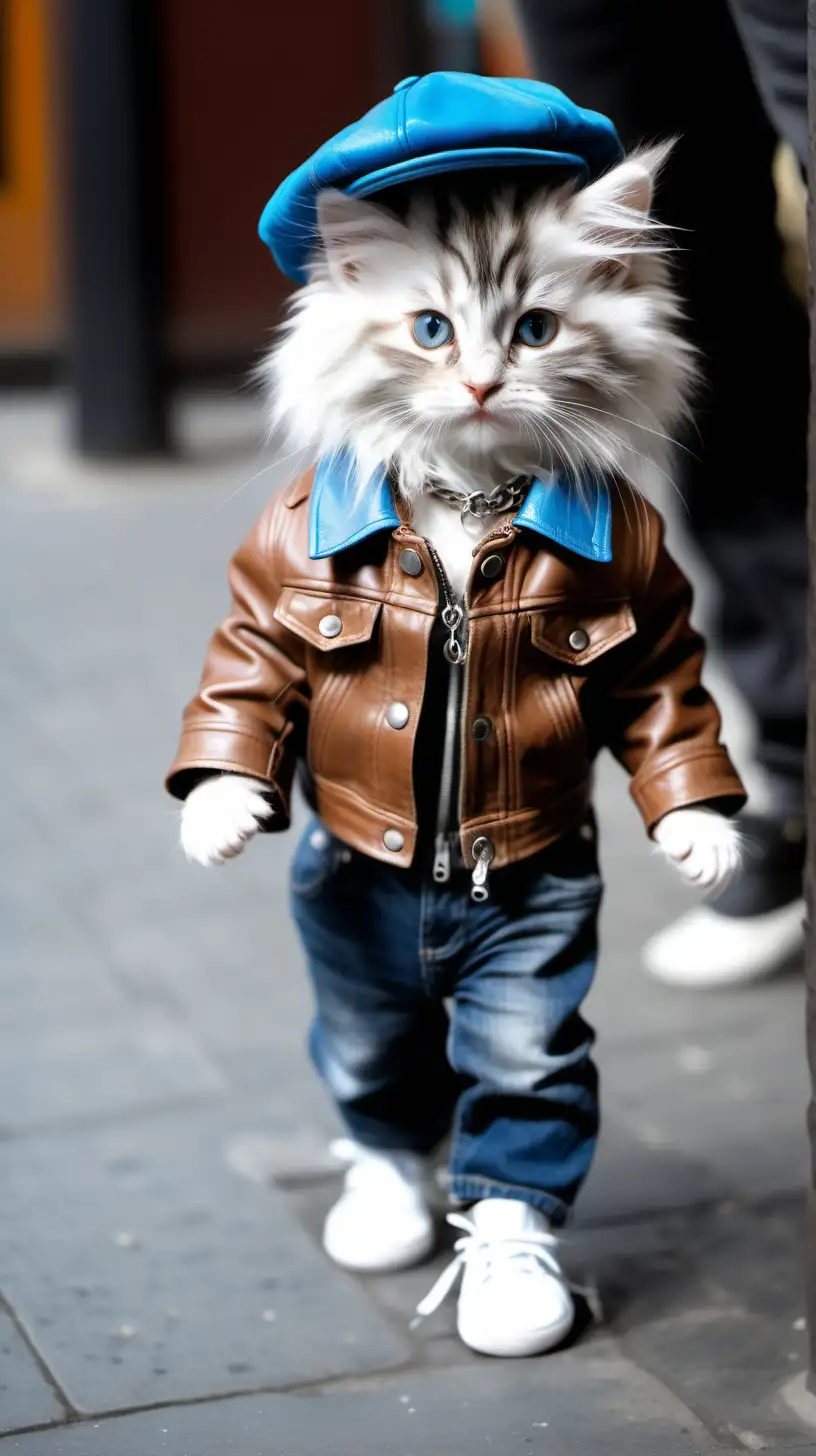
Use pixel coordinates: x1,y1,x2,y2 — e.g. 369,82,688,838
268,145,694,541
183,148,741,889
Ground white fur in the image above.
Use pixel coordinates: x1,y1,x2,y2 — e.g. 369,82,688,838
259,145,694,594
262,145,694,514
653,808,744,892
410,490,494,597
180,775,273,866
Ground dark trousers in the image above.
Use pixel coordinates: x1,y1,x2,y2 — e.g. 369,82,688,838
516,0,808,809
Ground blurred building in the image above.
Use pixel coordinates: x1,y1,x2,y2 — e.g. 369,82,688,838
0,0,60,369
0,0,436,382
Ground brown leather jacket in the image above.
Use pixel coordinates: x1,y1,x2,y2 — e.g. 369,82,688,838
167,470,745,873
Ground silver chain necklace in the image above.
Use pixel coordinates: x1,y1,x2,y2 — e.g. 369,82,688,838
425,475,530,524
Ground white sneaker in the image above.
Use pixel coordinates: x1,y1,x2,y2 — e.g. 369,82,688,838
413,1197,574,1357
643,898,805,989
322,1139,436,1273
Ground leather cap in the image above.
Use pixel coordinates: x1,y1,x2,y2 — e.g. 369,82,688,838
259,72,623,282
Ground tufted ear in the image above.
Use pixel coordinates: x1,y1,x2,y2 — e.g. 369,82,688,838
315,189,407,286
566,143,672,259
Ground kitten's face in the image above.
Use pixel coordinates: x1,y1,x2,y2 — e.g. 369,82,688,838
268,150,694,494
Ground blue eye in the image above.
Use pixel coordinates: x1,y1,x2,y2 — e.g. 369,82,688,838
412,312,454,349
514,310,558,347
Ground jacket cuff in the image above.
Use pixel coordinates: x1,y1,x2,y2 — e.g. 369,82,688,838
630,749,747,833
165,725,290,820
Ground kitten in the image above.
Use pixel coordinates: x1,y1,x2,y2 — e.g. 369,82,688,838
180,147,742,891
262,145,695,596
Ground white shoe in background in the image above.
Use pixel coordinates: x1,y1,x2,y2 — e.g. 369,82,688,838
643,898,805,988
322,1139,436,1273
413,1197,574,1357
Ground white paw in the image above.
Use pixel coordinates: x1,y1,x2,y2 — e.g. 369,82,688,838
652,808,744,893
180,775,274,867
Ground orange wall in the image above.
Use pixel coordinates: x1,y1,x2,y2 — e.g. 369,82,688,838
0,0,60,349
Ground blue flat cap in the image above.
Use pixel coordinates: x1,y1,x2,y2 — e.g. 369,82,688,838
259,72,623,282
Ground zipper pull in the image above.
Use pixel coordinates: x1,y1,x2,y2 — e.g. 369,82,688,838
433,834,452,884
441,602,464,665
470,837,494,902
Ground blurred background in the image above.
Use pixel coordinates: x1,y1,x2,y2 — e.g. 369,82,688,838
0,0,540,401
0,3,813,1453
2,0,804,421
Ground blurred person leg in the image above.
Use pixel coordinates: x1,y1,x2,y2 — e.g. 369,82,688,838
516,0,807,986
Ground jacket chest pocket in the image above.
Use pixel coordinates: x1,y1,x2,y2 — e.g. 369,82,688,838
526,601,637,757
529,601,636,667
273,587,382,652
273,587,384,776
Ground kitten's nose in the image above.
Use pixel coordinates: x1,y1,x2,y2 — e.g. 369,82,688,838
464,381,502,408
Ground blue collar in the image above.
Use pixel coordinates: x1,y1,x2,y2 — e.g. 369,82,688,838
308,450,612,564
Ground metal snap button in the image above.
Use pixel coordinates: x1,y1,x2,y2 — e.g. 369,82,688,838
386,702,410,730
472,716,493,741
309,827,330,850
318,614,343,639
383,828,405,852
398,547,423,577
568,627,589,652
481,554,504,580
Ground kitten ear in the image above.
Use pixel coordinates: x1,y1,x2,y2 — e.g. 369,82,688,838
567,143,672,253
315,189,406,286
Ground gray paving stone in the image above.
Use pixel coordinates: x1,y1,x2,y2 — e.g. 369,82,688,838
580,1026,807,1223
0,1112,409,1416
0,921,126,1033
0,1355,720,1455
571,1196,812,1449
0,1310,66,1436
0,1013,226,1134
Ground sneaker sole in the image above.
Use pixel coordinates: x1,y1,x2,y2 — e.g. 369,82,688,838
457,1304,575,1358
323,1225,436,1275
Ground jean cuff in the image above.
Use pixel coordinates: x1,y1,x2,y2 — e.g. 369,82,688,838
448,1174,571,1227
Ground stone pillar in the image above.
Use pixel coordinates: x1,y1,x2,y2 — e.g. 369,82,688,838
63,0,168,457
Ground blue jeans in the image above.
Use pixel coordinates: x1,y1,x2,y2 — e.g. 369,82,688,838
290,821,602,1226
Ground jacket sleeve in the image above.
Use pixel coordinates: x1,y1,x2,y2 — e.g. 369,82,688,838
165,494,309,825
606,519,746,831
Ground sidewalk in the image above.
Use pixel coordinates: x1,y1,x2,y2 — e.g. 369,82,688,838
0,391,812,1455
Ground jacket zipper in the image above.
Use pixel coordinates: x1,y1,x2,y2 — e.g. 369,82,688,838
459,523,514,901
424,539,466,886
425,524,514,901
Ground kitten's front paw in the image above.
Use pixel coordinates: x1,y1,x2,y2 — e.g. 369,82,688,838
180,774,274,867
653,808,743,892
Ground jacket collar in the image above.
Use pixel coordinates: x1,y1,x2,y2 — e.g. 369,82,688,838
308,450,612,564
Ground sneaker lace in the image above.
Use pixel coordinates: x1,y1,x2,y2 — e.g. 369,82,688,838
410,1212,563,1329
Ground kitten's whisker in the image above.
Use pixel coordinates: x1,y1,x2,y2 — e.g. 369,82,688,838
546,403,681,503
537,414,589,495
199,446,310,521
556,397,700,463
542,411,629,513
